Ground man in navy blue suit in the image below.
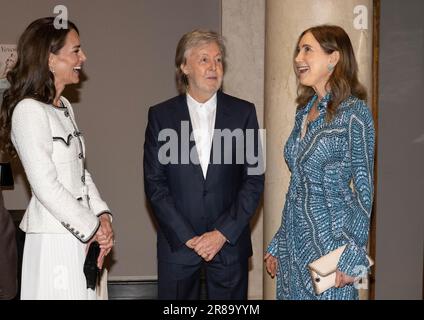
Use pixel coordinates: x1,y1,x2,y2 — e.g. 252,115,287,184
144,29,264,299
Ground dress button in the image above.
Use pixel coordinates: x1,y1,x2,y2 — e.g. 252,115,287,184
327,203,332,208
81,176,85,183
64,110,69,117
81,235,85,239
79,153,84,159
74,131,80,137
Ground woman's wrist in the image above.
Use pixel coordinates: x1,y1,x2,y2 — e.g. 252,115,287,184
98,212,112,222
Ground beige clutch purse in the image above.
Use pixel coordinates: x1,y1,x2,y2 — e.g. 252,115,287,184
308,245,374,295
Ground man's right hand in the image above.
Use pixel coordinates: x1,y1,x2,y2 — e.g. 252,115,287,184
264,252,278,278
186,236,201,249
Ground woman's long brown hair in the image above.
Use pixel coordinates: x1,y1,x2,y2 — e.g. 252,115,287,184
0,17,78,157
295,25,367,121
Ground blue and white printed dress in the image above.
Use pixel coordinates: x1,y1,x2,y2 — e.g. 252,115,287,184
267,93,375,300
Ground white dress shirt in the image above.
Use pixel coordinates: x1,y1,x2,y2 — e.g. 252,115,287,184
186,93,217,178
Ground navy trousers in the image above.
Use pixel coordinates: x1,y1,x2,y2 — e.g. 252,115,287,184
158,258,248,300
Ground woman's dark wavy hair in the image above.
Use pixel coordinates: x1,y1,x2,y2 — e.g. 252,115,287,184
0,17,78,157
294,25,367,121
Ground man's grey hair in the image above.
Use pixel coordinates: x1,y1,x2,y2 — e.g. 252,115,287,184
174,29,226,94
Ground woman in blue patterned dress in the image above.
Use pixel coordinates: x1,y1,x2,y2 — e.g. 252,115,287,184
264,25,375,300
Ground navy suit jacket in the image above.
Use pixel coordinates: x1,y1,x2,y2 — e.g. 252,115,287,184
144,91,264,265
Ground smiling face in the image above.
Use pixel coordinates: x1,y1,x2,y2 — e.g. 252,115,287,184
294,32,339,97
49,29,86,91
180,41,223,103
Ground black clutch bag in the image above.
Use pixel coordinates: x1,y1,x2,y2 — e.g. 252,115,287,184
84,241,100,290
0,162,14,188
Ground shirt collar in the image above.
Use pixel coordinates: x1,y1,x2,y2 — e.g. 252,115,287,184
186,92,217,112
303,92,332,115
317,92,332,111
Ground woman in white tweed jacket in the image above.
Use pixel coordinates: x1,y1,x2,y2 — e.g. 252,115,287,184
0,17,114,299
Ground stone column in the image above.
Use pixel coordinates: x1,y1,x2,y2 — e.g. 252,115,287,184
222,0,266,299
264,0,373,299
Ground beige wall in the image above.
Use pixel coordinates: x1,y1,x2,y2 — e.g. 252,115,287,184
1,0,221,280
222,0,266,300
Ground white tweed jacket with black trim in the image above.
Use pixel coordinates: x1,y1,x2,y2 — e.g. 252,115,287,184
11,96,111,243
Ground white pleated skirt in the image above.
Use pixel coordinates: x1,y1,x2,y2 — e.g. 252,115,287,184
21,233,97,300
